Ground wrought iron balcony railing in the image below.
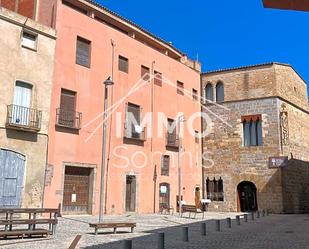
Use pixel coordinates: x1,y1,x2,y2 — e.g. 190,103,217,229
166,133,179,148
6,104,42,132
56,108,82,129
124,123,146,141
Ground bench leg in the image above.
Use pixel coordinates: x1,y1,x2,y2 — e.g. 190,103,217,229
113,228,117,234
131,227,134,233
95,228,98,235
189,212,191,218
52,224,57,235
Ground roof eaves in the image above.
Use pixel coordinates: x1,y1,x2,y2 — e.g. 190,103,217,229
83,0,185,56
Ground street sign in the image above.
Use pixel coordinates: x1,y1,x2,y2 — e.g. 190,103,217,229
269,156,288,168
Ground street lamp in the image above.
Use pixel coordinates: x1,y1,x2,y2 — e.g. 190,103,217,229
177,115,185,217
99,76,114,223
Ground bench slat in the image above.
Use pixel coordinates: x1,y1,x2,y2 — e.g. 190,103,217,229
0,229,50,238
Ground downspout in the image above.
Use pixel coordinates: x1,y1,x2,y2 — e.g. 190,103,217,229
151,61,155,213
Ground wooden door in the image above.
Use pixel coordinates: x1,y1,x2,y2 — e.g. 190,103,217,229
63,166,91,214
125,176,136,212
159,183,170,210
0,149,25,207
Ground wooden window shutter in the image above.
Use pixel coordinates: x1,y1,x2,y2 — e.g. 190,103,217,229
119,56,128,73
60,89,76,111
76,37,91,67
141,65,150,81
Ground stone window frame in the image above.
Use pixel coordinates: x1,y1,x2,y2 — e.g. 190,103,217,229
242,114,263,147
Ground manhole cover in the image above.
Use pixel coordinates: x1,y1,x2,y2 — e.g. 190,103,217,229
285,231,294,234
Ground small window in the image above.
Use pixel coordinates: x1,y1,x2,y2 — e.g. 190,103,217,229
154,71,162,86
119,56,128,73
192,88,198,101
206,177,224,201
195,131,199,143
161,155,170,176
21,30,37,50
76,36,91,67
216,81,224,102
242,115,263,146
177,81,184,95
125,103,145,140
141,65,150,81
205,83,214,102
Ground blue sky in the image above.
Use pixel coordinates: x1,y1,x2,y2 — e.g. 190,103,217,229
98,0,309,95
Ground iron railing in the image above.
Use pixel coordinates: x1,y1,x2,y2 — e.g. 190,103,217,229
6,104,42,131
124,123,146,141
166,133,179,148
56,108,82,129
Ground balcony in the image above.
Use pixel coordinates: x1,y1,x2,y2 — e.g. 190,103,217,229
6,104,42,132
56,108,82,130
166,133,179,149
124,123,146,141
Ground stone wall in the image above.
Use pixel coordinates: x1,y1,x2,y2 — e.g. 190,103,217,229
282,159,309,213
202,97,284,213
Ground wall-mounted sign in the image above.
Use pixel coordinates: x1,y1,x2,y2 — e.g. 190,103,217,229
160,186,167,194
269,156,288,168
71,194,77,203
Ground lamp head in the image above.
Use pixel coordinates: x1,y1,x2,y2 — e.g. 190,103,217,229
104,76,114,86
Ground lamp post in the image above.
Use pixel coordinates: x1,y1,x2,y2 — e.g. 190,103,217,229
99,76,114,223
178,115,185,216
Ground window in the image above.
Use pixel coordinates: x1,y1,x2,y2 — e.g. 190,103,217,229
206,177,224,201
119,56,128,73
21,30,37,50
242,115,263,146
125,103,145,140
76,36,91,67
195,131,199,143
216,81,224,102
177,81,184,95
205,83,214,102
141,65,150,81
192,88,198,101
154,71,162,86
11,81,33,126
161,155,170,176
57,89,80,128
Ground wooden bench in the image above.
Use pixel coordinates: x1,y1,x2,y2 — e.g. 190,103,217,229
181,204,205,219
89,222,136,235
0,207,60,239
0,229,50,239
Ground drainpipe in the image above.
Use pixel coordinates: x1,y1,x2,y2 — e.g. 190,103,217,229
151,60,155,213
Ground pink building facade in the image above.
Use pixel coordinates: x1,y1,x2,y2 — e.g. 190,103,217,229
43,0,203,215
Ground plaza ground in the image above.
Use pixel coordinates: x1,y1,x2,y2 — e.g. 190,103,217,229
0,212,308,249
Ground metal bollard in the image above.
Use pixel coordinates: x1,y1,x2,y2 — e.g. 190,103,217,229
251,212,255,220
236,215,241,225
201,222,207,236
124,239,133,249
266,209,270,216
257,211,260,218
227,218,232,228
182,226,189,242
158,232,165,249
262,210,265,217
244,214,248,222
216,220,221,232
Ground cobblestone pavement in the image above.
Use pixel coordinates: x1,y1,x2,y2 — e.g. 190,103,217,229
0,212,308,249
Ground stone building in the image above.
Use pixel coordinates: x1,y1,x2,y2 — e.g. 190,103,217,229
201,62,309,213
0,7,56,208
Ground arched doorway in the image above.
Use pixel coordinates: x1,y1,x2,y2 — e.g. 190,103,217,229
237,181,258,212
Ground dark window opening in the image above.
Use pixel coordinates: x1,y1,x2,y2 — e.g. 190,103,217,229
216,81,224,102
119,56,129,73
192,88,198,101
206,177,224,201
177,81,184,95
161,155,170,176
154,71,162,86
205,83,214,102
141,65,150,81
